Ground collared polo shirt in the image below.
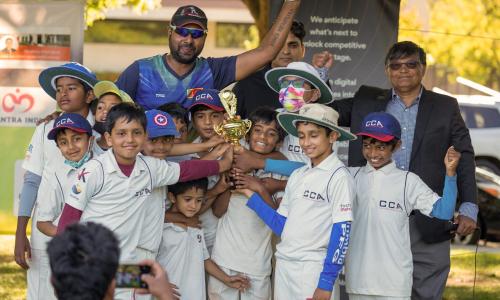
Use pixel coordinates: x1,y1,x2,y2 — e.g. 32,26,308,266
65,149,180,262
345,161,439,297
156,223,209,300
137,186,167,254
31,161,78,251
276,152,354,262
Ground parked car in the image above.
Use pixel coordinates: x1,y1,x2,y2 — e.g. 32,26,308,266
458,98,500,175
454,167,500,244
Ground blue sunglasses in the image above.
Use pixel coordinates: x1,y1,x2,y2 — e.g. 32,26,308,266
170,24,207,39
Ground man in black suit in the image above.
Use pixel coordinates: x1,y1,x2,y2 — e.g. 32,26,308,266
332,41,477,300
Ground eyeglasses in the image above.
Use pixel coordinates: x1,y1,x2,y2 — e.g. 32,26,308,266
170,24,207,39
279,78,306,89
387,61,420,70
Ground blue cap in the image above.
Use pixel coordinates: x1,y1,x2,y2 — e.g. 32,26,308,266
146,110,179,139
39,62,98,100
357,112,401,142
188,89,224,112
47,113,93,140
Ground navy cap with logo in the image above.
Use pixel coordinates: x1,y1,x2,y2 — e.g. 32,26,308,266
171,5,207,29
47,113,93,140
188,89,224,112
146,109,179,139
357,112,401,142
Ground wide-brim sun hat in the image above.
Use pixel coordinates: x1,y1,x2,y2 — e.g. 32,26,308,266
39,62,98,100
265,61,333,104
277,103,356,142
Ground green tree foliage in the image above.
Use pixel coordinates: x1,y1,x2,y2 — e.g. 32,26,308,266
399,0,499,89
85,0,161,26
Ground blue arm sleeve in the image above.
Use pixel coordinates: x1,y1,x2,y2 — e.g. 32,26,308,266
317,221,351,291
18,171,42,217
264,159,305,177
246,192,286,236
431,175,457,220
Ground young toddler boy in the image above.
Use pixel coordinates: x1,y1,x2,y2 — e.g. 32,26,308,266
15,62,97,299
208,106,286,300
345,112,460,300
157,179,250,300
236,103,356,299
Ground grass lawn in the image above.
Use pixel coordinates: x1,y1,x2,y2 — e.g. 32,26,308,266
0,234,498,299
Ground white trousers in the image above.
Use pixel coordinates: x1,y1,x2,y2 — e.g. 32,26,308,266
348,294,410,300
207,265,271,300
274,259,339,300
27,248,57,300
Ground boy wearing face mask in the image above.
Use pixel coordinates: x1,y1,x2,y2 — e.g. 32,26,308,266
265,61,334,163
32,113,95,299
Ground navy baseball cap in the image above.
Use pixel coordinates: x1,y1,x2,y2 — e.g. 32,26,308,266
188,89,225,112
357,112,401,142
146,110,179,139
171,5,207,29
47,113,93,140
39,62,98,100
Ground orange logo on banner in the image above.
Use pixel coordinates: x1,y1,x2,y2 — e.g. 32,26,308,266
2,88,34,113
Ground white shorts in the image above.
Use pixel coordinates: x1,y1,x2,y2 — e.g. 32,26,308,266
348,294,410,300
27,248,57,300
207,265,271,300
274,259,339,300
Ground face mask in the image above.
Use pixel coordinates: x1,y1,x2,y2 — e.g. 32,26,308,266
93,121,106,135
64,140,92,169
278,85,306,112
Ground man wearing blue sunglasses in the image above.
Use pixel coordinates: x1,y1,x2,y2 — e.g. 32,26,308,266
117,1,302,111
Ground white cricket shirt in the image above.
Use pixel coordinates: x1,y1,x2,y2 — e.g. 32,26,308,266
211,169,285,276
345,162,439,297
156,223,209,300
276,152,354,262
137,186,167,254
65,150,180,262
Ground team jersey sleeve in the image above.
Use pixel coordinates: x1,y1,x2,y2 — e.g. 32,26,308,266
115,61,140,101
36,172,61,222
65,161,102,211
22,123,47,175
405,172,441,217
207,56,237,89
148,157,181,188
329,169,354,224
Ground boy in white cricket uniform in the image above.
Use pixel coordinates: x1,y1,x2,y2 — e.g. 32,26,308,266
209,107,287,300
56,102,233,300
157,179,251,300
15,62,98,300
265,61,334,163
345,112,461,300
137,109,179,262
235,104,356,300
31,113,94,300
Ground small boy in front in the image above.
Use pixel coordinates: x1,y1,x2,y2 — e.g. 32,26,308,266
28,113,94,300
345,112,460,300
235,103,356,299
208,106,286,300
157,179,251,300
56,102,233,299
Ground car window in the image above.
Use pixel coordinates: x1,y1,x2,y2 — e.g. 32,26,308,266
459,105,500,129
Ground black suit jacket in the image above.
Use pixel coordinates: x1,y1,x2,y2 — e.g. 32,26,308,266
331,85,477,206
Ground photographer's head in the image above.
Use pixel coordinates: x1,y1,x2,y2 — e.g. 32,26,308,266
47,222,120,300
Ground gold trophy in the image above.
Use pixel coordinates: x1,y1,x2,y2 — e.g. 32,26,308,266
214,90,252,146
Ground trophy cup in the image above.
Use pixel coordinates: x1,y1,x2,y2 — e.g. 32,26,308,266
214,90,252,146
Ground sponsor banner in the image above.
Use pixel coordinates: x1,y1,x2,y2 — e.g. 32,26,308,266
0,86,56,127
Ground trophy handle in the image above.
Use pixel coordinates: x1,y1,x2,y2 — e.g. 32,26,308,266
243,119,252,134
214,123,224,136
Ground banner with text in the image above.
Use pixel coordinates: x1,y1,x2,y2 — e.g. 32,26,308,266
271,0,400,98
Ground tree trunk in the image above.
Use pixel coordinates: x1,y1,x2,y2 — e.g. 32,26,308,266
241,0,269,40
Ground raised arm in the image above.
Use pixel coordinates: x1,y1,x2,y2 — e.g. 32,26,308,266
234,0,301,81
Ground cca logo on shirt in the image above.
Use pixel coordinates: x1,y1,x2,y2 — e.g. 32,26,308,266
72,183,82,194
